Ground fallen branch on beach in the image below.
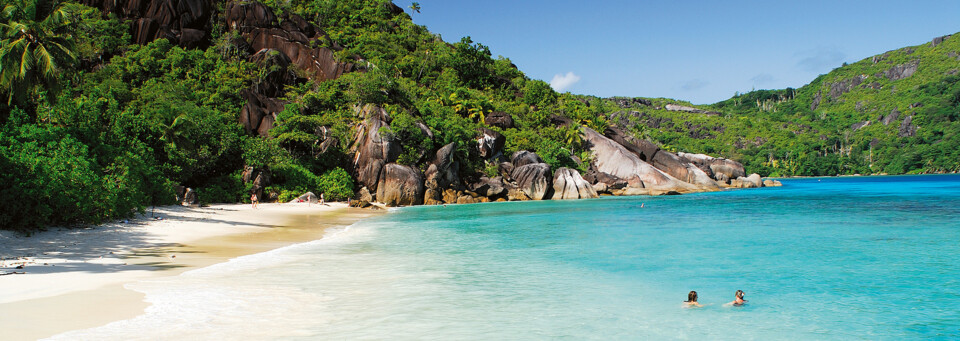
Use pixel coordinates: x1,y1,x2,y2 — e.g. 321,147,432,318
0,272,25,276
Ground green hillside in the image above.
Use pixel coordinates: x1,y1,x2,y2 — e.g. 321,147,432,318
1,0,957,231
608,33,960,176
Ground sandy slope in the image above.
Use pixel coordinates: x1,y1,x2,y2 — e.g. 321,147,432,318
0,202,379,340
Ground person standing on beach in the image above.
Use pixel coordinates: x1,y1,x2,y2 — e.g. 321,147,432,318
320,193,324,204
684,291,702,308
251,193,258,209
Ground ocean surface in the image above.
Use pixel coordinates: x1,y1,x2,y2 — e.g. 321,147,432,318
54,175,960,340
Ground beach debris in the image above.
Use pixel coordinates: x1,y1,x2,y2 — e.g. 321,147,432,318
0,272,25,276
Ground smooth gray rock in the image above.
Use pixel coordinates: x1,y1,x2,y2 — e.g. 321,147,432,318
511,150,544,168
604,127,718,189
677,152,746,182
552,168,598,200
582,127,696,192
470,176,506,198
510,163,551,200
744,173,763,188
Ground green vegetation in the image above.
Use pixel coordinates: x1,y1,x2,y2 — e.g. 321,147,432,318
606,34,960,176
1,0,957,232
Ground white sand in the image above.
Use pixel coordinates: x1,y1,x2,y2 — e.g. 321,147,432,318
0,202,379,340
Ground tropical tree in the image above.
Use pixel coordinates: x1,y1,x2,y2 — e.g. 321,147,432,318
0,0,79,105
408,2,421,14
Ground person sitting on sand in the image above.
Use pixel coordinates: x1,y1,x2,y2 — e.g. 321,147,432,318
684,291,702,307
726,290,747,306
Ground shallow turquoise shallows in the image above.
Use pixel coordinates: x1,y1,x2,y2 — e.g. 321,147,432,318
56,175,960,340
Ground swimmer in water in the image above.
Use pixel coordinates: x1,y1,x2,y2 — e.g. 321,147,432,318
726,290,747,306
683,291,702,308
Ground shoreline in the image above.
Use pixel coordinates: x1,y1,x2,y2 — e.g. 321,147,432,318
0,202,381,341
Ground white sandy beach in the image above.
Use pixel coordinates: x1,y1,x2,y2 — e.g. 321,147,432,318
0,202,379,340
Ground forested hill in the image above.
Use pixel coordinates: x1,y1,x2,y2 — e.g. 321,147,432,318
604,33,960,177
0,0,955,231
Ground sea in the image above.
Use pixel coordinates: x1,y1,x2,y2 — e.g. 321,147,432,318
52,175,960,340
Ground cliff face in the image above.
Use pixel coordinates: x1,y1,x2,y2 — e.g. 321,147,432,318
81,0,214,48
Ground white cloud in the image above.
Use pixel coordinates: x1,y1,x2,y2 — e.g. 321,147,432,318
550,72,581,92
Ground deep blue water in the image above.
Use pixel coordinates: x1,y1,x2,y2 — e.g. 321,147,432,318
57,175,960,340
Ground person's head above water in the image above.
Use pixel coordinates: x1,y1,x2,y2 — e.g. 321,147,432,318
735,290,745,300
686,291,698,302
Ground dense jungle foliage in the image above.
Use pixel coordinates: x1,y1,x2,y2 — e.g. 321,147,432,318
1,0,957,231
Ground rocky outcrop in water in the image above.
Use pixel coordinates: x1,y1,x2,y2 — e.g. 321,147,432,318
505,151,553,200
552,168,597,200
582,127,697,193
677,152,746,183
603,127,718,189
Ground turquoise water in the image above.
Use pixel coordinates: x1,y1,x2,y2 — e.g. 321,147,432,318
56,175,960,340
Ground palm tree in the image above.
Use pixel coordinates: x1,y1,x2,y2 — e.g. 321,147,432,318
160,113,196,152
0,0,79,105
408,2,421,14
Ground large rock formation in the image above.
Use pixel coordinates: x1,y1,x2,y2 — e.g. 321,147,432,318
249,48,297,98
239,89,285,137
604,127,718,189
677,152,746,182
351,105,400,194
552,168,598,200
376,164,424,206
581,127,696,192
469,176,506,198
498,151,553,200
511,163,551,200
424,142,461,196
225,1,352,81
476,128,505,159
81,0,214,48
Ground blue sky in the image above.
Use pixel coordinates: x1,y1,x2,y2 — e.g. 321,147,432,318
395,1,960,104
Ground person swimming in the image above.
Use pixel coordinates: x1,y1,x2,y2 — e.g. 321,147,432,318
726,290,747,306
683,291,702,307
